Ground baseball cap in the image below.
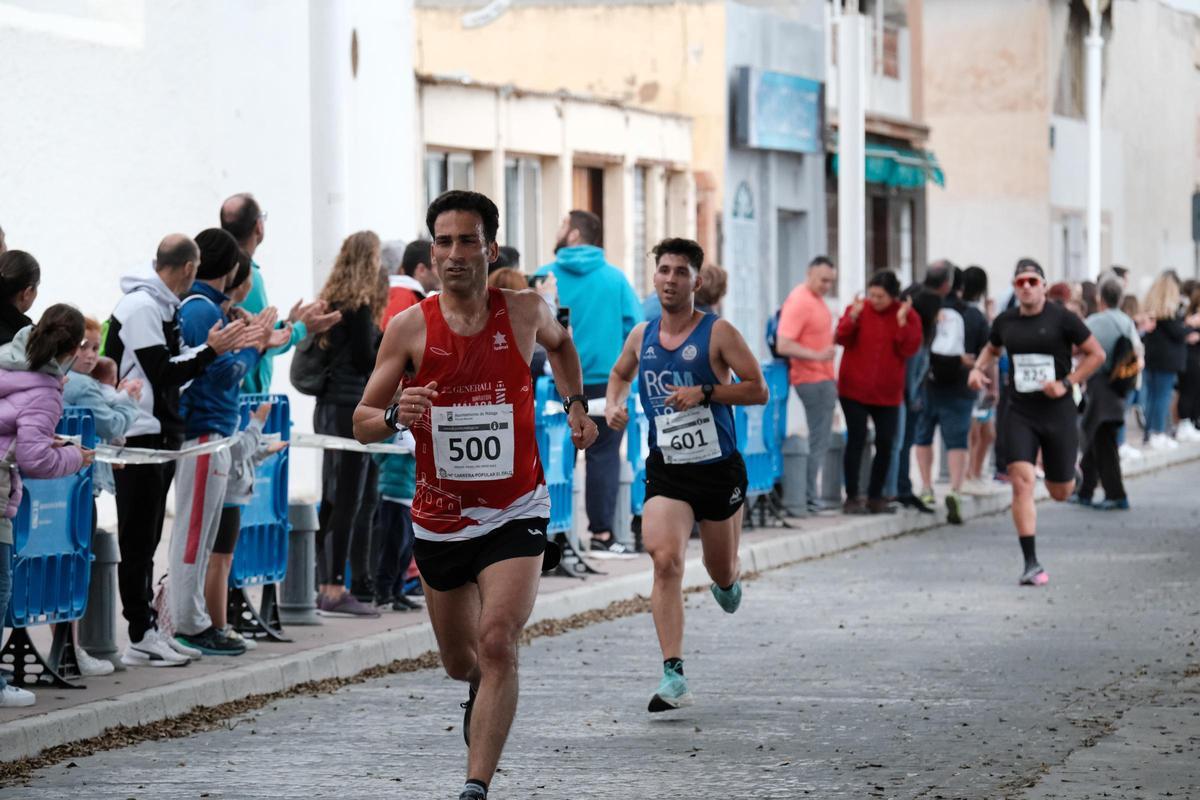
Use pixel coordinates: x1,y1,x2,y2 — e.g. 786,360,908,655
1013,258,1045,280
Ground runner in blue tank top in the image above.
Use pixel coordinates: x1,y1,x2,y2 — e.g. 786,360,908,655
605,237,768,713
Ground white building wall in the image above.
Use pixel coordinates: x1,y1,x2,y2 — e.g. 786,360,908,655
0,1,418,500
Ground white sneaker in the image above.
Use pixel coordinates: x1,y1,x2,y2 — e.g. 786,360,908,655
167,635,203,660
1148,434,1173,451
0,684,36,707
76,647,115,677
221,626,257,651
122,629,190,668
1176,421,1200,443
1118,443,1143,461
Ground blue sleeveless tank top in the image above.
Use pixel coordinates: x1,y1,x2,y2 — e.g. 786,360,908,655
638,313,738,463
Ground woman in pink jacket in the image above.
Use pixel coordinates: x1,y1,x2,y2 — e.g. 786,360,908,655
835,270,923,515
0,304,94,708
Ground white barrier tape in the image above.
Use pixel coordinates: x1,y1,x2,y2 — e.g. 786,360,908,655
62,431,413,465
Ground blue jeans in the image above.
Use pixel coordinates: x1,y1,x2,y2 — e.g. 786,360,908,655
884,400,906,498
0,542,10,691
1143,369,1177,435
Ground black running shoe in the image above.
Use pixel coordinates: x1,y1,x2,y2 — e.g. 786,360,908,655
392,595,424,612
461,685,477,746
175,626,246,657
458,787,487,800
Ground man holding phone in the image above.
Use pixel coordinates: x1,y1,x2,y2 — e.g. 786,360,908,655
536,210,642,555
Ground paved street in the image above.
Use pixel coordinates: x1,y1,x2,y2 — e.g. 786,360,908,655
3,463,1198,800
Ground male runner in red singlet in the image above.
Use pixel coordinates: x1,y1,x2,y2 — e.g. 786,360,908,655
354,191,597,800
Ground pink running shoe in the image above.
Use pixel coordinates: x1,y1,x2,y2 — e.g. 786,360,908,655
1019,564,1049,586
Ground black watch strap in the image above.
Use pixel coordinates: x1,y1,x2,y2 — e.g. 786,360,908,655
384,402,403,432
563,394,588,415
701,384,714,407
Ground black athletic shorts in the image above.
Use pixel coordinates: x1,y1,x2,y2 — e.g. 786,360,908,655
212,506,241,555
413,516,557,592
1003,400,1079,483
645,450,748,522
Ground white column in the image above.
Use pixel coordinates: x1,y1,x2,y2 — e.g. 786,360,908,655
309,0,351,284
837,3,867,308
604,157,636,281
1086,1,1104,280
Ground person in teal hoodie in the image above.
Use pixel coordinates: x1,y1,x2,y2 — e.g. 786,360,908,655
536,210,641,555
370,429,422,612
220,192,342,393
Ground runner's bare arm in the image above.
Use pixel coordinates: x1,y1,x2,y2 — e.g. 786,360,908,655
529,292,599,450
1067,334,1105,386
604,323,647,433
968,343,1002,390
353,306,427,444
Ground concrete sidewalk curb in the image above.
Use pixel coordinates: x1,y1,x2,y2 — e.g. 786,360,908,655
2,443,1193,763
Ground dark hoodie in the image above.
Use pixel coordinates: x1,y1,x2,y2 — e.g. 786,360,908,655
0,302,32,347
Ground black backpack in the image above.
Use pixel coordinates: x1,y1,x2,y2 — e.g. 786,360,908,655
289,334,334,396
765,307,784,360
1108,334,1140,395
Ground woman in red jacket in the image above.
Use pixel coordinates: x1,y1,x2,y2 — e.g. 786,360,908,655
836,270,923,514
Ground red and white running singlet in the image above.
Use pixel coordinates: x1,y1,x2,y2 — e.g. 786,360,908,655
410,287,549,540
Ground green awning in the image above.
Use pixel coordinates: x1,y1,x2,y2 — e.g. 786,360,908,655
832,144,945,189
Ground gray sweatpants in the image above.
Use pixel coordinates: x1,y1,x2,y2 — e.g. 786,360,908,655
794,380,837,503
167,435,231,637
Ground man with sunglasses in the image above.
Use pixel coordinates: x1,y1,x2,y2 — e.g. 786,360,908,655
968,259,1105,586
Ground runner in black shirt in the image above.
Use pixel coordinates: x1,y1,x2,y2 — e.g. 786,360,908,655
969,259,1104,586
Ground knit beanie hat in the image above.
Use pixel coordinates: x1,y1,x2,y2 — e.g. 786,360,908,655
195,228,240,281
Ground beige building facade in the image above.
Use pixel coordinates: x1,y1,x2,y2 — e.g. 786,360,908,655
925,0,1200,292
417,76,695,289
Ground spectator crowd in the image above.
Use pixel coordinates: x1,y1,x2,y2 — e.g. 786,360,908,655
0,199,1187,710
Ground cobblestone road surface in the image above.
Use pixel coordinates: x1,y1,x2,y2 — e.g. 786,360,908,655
4,463,1198,799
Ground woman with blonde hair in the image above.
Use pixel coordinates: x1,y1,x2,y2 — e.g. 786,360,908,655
1140,270,1188,449
314,231,388,616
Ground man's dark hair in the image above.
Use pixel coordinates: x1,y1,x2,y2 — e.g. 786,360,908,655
567,210,603,247
962,265,988,303
652,237,704,271
1098,278,1122,310
156,235,199,272
401,240,431,277
808,255,834,270
868,269,901,298
227,249,253,293
195,228,242,281
912,289,943,347
425,190,500,244
924,259,955,291
220,193,262,243
1110,265,1129,280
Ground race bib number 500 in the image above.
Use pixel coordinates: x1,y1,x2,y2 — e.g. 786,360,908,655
431,404,514,481
1012,353,1056,393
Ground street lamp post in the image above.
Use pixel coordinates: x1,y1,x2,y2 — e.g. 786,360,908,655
1086,0,1104,280
837,0,867,308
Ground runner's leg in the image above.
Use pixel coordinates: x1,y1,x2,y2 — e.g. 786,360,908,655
467,554,543,788
1008,461,1037,536
698,512,741,591
423,580,482,687
643,495,695,660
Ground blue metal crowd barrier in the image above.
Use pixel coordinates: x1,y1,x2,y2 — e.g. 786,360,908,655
1,407,96,687
625,383,649,517
226,394,291,641
534,377,576,534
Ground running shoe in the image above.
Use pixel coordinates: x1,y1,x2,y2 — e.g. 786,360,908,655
896,494,935,514
589,537,637,559
919,488,936,509
1118,443,1144,462
0,684,35,708
221,625,257,651
176,627,246,657
1018,564,1049,587
459,786,487,800
710,580,743,614
945,492,963,525
317,592,382,618
1067,493,1094,506
462,685,477,746
1091,497,1130,511
648,665,694,713
168,635,203,660
122,629,190,668
392,595,424,612
76,647,115,677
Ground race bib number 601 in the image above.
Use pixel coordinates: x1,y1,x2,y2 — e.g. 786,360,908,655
431,404,515,481
656,406,722,464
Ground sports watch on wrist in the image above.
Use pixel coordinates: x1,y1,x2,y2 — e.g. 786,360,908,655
384,401,404,432
563,394,588,415
701,384,715,407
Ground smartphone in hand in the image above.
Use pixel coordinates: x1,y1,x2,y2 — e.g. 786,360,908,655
556,306,571,329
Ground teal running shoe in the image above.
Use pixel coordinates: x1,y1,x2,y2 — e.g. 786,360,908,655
710,580,743,614
648,665,694,713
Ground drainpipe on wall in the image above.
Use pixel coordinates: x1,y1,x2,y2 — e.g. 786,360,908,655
837,0,867,308
310,0,351,282
1086,0,1104,280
